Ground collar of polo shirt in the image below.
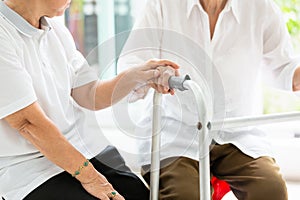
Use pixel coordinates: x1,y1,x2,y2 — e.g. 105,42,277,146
0,1,51,38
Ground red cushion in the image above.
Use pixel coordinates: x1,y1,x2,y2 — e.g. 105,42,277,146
211,177,231,200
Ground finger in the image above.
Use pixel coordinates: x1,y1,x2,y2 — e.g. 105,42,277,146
139,59,161,70
99,182,114,190
113,193,125,200
157,84,166,93
148,83,158,90
156,59,180,69
157,71,163,86
162,70,172,90
160,67,176,90
154,73,170,93
148,83,164,94
148,75,159,85
98,194,109,200
142,59,180,70
106,190,124,200
169,89,175,95
142,69,160,81
153,74,165,93
148,83,169,94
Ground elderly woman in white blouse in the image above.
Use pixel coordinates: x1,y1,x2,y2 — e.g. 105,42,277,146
0,0,179,200
118,0,300,199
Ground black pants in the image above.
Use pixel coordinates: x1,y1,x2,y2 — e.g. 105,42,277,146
22,146,149,200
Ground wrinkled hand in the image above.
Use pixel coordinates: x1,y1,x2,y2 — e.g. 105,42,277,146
128,59,180,101
149,65,180,95
293,66,300,91
81,172,124,200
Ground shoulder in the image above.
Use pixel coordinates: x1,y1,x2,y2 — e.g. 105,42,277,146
159,0,189,10
47,17,72,38
241,0,281,14
46,17,77,50
0,17,21,49
0,16,17,38
145,0,186,12
237,0,283,24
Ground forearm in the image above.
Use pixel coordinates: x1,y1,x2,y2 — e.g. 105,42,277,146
94,69,138,110
5,104,98,183
71,70,136,110
293,66,300,91
73,59,178,110
21,122,95,181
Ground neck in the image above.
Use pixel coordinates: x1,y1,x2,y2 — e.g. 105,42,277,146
4,0,42,28
200,0,228,14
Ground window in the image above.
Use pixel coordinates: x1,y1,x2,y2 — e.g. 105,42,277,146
65,0,147,79
64,0,300,113
264,0,300,114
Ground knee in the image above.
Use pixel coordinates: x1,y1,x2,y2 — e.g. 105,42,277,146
157,157,200,200
159,183,199,200
247,175,288,200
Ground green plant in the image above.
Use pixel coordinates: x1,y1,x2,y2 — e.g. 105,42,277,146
275,0,300,33
263,0,300,114
275,0,300,52
263,87,300,114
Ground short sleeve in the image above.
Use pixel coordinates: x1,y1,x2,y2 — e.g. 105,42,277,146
48,19,98,89
0,29,37,119
70,50,98,88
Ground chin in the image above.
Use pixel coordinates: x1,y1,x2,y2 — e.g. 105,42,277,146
45,10,65,18
56,11,65,16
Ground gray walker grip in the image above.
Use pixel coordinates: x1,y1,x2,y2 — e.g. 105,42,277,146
168,75,191,91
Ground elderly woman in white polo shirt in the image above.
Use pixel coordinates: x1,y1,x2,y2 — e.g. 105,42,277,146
0,0,180,200
118,0,300,199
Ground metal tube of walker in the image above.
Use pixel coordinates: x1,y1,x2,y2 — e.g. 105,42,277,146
150,75,192,200
183,80,212,200
150,92,162,200
182,79,300,199
151,75,300,200
150,75,213,200
211,112,300,131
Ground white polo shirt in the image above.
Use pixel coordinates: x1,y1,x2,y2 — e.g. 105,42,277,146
118,0,300,166
0,2,106,199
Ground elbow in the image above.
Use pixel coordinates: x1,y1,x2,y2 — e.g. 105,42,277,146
18,121,32,136
293,84,300,91
8,119,33,138
293,67,300,91
5,114,30,133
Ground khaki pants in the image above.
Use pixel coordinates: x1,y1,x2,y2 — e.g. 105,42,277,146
142,144,287,200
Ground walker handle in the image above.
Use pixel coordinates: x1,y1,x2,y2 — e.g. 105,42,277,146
168,75,191,91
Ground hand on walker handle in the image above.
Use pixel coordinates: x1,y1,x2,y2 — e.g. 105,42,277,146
143,59,180,95
128,59,180,101
151,65,180,95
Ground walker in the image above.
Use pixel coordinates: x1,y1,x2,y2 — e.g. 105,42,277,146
150,75,300,200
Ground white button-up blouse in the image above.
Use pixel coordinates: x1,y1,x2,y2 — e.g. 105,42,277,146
118,0,300,165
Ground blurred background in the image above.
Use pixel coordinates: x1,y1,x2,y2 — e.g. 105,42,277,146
63,0,300,199
64,0,300,114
